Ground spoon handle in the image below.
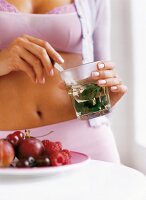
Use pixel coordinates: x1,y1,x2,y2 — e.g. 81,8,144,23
54,62,64,72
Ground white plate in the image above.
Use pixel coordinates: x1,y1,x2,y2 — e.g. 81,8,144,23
0,151,90,176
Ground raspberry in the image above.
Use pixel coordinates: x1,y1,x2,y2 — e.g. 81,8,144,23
42,140,62,155
42,140,71,166
50,151,65,166
62,149,71,158
42,140,50,148
61,149,72,164
55,142,62,150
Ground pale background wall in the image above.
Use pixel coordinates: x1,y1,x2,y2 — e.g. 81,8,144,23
110,0,146,174
110,0,133,165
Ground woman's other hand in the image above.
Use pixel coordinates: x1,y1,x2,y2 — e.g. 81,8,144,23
91,61,127,107
58,61,127,107
0,34,64,83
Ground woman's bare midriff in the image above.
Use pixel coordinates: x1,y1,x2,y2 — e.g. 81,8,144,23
0,53,82,130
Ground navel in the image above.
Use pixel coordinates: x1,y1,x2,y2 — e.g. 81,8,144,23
36,110,43,119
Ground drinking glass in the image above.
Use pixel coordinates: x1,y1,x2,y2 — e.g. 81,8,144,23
60,62,111,120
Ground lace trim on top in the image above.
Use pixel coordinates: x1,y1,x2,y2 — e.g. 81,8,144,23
48,3,76,14
0,0,76,14
0,0,18,13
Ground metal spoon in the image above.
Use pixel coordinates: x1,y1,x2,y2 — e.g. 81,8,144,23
54,62,64,72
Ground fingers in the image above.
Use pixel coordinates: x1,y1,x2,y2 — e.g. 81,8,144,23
97,77,120,87
91,61,116,81
9,35,65,83
17,37,54,76
92,70,116,80
96,61,115,70
110,84,128,93
97,78,128,94
16,58,36,83
14,35,64,80
91,61,120,87
18,48,45,84
91,60,127,95
23,34,64,64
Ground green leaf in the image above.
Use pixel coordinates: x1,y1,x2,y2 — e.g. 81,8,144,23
79,84,100,101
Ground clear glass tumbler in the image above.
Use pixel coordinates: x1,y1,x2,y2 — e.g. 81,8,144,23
60,62,111,120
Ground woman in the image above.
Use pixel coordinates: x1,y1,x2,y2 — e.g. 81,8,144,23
0,0,127,162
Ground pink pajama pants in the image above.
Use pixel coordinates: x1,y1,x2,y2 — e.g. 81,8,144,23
0,119,120,163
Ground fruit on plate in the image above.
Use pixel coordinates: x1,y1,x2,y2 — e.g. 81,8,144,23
0,139,15,167
42,140,71,166
16,156,36,168
42,140,62,154
17,137,44,159
0,129,72,168
36,155,51,167
7,131,25,147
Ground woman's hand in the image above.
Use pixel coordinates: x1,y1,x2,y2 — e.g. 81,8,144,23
59,61,127,107
91,61,127,107
0,34,64,83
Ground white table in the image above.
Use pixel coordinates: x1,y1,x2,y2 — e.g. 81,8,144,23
0,160,146,200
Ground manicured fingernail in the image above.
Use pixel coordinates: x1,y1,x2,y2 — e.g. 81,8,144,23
58,56,64,63
98,80,106,85
98,63,105,69
92,71,100,77
40,77,45,84
111,86,118,91
50,69,54,76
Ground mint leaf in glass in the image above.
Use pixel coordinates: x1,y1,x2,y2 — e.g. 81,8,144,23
79,84,100,100
68,82,110,119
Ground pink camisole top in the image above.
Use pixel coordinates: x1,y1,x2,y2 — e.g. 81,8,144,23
0,0,82,54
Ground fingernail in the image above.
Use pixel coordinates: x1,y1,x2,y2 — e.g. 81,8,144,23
58,56,64,63
35,79,38,84
50,69,54,76
91,71,100,77
40,77,45,84
111,86,118,91
98,80,106,85
98,63,105,69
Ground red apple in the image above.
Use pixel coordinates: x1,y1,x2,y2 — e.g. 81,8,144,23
17,137,44,159
0,139,15,167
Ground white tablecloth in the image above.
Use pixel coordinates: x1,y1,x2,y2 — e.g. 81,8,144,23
0,160,146,200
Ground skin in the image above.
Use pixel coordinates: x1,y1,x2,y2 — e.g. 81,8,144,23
0,0,127,130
